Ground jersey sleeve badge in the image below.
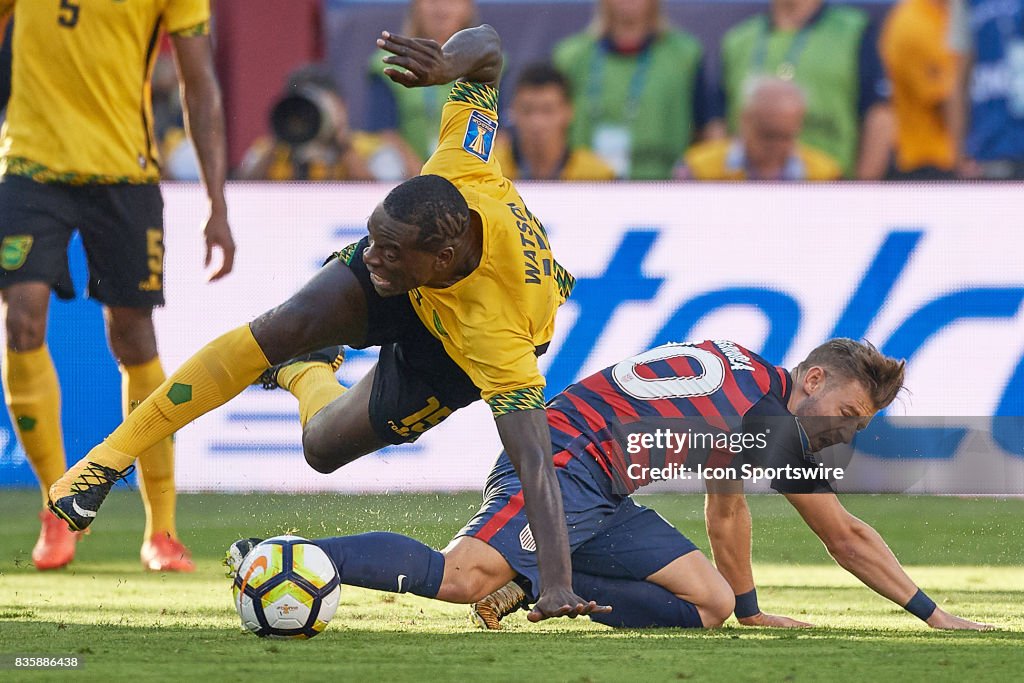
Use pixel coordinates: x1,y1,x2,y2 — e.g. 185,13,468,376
463,110,497,162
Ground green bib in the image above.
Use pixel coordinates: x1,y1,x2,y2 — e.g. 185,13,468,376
554,30,703,180
721,7,868,176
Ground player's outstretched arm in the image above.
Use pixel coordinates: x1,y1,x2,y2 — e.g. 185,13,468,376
172,31,235,281
495,408,611,622
377,24,502,89
784,493,996,630
704,481,811,628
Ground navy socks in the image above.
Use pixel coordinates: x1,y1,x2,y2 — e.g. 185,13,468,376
572,572,704,628
314,532,445,598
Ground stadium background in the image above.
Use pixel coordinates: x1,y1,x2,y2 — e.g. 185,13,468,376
1,0,1022,496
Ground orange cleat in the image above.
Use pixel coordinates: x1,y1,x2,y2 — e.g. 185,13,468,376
140,533,196,573
32,509,81,571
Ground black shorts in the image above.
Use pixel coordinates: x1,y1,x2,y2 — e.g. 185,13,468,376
0,174,165,306
335,237,482,445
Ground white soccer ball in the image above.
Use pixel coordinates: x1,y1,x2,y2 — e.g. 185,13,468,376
232,535,341,639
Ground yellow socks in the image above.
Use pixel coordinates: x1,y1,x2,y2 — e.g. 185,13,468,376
277,362,346,427
90,324,270,471
2,346,66,505
124,357,176,540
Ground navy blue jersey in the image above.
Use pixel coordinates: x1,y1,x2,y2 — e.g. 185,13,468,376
545,340,824,494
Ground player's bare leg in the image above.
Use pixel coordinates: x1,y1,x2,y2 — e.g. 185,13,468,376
436,536,518,603
49,260,372,531
295,366,390,472
644,551,736,628
1,282,80,569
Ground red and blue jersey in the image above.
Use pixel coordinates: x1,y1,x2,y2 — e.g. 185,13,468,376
545,340,797,494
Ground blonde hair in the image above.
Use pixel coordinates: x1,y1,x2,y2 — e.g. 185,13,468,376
794,339,906,410
587,0,670,36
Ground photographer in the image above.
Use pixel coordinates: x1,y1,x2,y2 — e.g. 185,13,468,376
238,65,374,181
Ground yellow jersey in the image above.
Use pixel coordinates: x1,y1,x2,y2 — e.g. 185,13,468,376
880,0,955,172
418,82,574,415
492,136,615,181
0,0,210,184
681,139,842,181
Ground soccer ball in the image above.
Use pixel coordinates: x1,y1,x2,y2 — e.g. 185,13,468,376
232,535,341,639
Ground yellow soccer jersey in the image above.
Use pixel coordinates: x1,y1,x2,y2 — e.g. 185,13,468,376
0,0,210,184
418,82,575,415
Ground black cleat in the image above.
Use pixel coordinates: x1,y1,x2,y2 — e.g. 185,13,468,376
257,347,345,391
223,537,264,579
48,461,136,532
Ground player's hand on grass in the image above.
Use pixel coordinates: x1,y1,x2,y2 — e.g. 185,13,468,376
926,609,997,631
203,204,235,281
527,587,612,623
377,31,451,88
737,612,813,628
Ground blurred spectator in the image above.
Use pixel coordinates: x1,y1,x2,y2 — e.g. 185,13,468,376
948,0,1024,179
553,0,715,180
366,0,478,178
493,63,614,181
718,0,893,179
678,77,841,180
237,65,374,181
880,0,957,179
150,51,201,181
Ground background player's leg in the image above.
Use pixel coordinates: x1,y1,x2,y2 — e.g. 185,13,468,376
2,282,62,503
105,305,193,572
1,283,78,568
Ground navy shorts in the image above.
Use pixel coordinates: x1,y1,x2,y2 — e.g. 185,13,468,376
331,237,481,445
457,450,699,600
0,174,165,306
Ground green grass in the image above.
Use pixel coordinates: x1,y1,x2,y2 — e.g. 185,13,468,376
1,490,1022,681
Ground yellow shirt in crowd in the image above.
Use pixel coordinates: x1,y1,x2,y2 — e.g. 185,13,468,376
492,137,615,181
880,0,956,172
682,139,842,181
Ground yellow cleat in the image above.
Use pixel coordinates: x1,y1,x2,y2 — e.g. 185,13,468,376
471,581,528,630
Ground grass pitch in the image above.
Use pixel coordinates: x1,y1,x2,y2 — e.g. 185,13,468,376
1,489,1022,681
